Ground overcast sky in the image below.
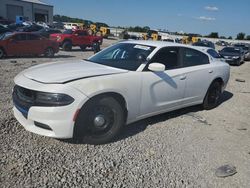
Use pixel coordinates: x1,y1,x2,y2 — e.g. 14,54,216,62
44,0,250,37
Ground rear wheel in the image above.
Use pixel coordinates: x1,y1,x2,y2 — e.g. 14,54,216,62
62,41,72,51
80,45,87,51
74,97,125,145
44,47,55,57
92,42,100,53
0,48,5,59
203,81,222,110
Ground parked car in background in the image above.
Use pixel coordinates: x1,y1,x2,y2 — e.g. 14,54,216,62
34,28,62,38
17,24,44,32
216,40,229,47
193,40,215,49
234,43,250,60
198,47,225,61
63,23,80,30
51,22,64,29
0,17,13,26
50,29,103,52
12,41,230,144
0,24,11,34
0,32,59,58
219,47,244,65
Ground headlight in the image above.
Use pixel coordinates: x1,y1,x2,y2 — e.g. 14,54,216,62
36,92,74,106
233,56,239,59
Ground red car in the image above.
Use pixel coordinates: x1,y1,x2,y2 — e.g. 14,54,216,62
50,29,103,52
0,32,59,58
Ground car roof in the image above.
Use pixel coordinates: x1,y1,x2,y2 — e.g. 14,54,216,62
196,46,214,51
120,40,210,52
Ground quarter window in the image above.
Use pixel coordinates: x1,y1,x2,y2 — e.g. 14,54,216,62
27,34,40,40
182,48,209,67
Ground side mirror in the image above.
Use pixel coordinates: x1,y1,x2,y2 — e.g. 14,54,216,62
148,63,165,72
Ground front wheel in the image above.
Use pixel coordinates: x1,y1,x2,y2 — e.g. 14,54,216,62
203,81,222,110
44,47,55,57
62,41,72,51
74,97,125,145
0,48,5,59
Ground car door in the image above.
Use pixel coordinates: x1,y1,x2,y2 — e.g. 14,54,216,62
139,47,187,117
6,33,27,56
25,34,45,55
179,47,213,105
76,30,89,45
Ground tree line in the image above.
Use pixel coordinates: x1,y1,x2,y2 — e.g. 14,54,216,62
53,15,250,40
206,32,250,40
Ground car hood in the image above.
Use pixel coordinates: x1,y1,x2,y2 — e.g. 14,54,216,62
23,60,128,84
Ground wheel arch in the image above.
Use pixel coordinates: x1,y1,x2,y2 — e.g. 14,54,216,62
62,38,72,44
0,46,6,55
212,77,224,87
76,91,128,123
73,91,128,138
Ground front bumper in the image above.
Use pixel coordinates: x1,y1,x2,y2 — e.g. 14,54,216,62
13,73,89,138
224,58,240,65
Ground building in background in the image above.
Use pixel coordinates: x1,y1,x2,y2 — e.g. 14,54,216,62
0,0,53,24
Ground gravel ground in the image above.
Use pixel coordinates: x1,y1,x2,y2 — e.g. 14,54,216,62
0,39,250,188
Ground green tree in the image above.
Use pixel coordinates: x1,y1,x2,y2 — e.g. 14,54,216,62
246,35,250,40
236,32,245,40
207,32,219,38
228,36,232,39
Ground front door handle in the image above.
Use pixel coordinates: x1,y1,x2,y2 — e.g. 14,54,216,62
209,70,213,73
180,75,186,80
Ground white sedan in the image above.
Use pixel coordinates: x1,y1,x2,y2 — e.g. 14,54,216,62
13,41,230,144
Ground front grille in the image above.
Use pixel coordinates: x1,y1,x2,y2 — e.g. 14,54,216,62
13,85,36,118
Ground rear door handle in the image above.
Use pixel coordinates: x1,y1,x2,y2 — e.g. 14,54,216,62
180,75,186,80
209,70,213,73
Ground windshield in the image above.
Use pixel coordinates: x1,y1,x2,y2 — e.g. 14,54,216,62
63,29,73,34
0,32,13,40
221,47,241,54
88,43,155,71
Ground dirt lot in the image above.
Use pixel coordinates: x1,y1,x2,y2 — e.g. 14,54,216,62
0,39,250,188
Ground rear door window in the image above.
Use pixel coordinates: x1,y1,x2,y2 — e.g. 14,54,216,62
181,48,209,67
27,34,40,40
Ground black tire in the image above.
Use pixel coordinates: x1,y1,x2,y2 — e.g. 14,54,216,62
44,47,55,57
92,42,100,53
62,41,72,51
203,81,222,110
74,96,125,145
0,48,5,59
80,45,86,51
237,60,241,66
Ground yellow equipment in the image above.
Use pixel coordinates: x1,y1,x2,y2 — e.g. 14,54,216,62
143,30,161,41
89,22,110,38
182,36,199,44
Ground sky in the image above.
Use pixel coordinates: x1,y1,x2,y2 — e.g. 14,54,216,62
44,0,250,37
